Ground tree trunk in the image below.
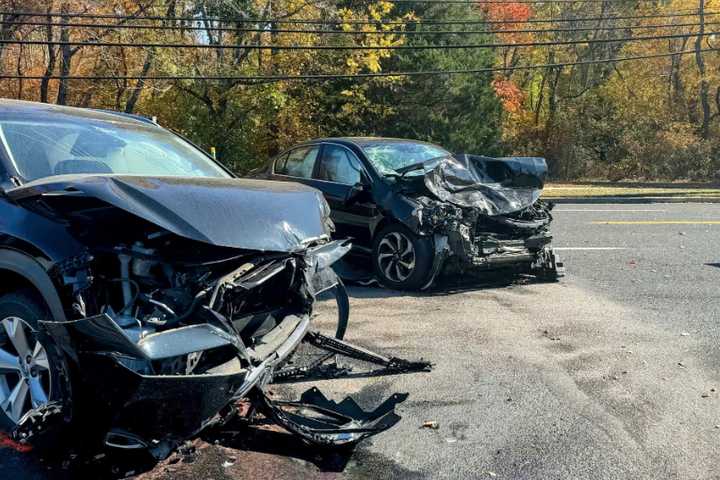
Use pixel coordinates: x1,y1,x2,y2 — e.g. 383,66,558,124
695,0,711,138
125,49,155,113
56,6,71,105
39,4,57,104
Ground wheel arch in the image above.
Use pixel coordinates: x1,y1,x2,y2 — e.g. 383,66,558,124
369,216,392,239
371,216,432,241
0,248,67,322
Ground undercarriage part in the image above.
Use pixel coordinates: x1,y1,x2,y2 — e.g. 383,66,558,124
256,386,409,446
532,247,565,280
273,331,432,382
11,401,65,443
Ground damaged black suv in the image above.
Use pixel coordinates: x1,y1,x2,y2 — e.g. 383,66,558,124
0,101,425,455
256,137,563,290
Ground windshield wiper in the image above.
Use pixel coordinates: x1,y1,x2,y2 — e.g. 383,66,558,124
394,162,426,177
391,155,452,178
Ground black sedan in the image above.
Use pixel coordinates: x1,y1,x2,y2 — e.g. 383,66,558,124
253,137,563,290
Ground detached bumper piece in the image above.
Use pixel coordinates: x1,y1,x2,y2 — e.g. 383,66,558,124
274,331,432,382
258,387,409,447
262,332,430,446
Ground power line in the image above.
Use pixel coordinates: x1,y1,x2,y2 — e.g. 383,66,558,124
1,9,716,26
1,30,716,50
0,47,714,82
2,18,718,36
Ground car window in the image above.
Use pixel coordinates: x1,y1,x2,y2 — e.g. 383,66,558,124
315,145,362,185
275,146,319,178
0,120,229,181
272,152,290,174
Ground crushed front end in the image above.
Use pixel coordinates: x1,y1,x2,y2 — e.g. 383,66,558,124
405,155,564,282
418,197,563,280
6,175,429,456
27,239,338,451
13,237,427,456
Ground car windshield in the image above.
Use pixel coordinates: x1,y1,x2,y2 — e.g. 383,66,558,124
358,140,452,176
0,118,230,182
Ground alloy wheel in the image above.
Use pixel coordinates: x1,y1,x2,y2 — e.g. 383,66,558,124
0,317,51,424
377,231,416,283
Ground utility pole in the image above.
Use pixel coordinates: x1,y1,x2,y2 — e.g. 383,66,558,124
694,0,710,138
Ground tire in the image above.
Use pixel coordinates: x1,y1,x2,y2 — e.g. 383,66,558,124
372,223,435,290
0,290,71,438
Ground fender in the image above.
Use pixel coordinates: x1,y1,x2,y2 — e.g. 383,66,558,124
0,248,67,322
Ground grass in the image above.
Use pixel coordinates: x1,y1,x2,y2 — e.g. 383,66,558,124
542,182,720,199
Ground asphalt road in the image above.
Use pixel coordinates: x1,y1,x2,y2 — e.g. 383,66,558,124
2,203,719,479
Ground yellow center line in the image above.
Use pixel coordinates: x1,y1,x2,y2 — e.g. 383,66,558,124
591,220,720,225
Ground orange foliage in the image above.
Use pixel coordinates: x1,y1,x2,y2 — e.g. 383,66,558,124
480,2,533,42
492,78,524,113
481,2,532,27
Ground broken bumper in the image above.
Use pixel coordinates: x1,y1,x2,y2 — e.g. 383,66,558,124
444,230,563,275
258,387,408,446
36,312,311,448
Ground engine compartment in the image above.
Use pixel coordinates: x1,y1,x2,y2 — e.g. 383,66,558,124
39,195,319,378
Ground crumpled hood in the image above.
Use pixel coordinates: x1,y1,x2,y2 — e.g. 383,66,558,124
7,174,332,252
422,155,547,216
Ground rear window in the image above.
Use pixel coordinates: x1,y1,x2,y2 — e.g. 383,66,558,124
274,146,319,178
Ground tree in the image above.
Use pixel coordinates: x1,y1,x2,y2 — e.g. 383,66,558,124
320,4,503,155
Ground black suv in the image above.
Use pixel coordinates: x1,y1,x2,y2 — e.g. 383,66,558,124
0,101,413,452
255,137,563,290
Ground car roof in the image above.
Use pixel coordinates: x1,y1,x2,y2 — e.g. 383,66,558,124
0,99,156,126
297,136,445,150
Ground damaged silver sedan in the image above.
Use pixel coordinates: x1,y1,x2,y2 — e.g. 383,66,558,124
0,100,428,457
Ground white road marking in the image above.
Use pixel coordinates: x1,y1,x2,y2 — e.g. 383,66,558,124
554,247,627,251
555,209,667,212
593,220,720,225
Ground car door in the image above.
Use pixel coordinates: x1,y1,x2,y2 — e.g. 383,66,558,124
267,145,321,187
304,144,378,248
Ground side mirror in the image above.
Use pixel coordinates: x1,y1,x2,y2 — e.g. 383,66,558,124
343,183,366,205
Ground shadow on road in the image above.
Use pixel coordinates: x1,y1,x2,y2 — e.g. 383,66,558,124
0,442,157,480
0,420,355,479
201,420,354,472
345,272,554,299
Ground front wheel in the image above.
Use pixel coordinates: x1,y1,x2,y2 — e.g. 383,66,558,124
0,291,71,441
372,224,435,290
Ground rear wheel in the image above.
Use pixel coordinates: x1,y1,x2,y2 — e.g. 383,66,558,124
0,291,70,437
372,224,435,290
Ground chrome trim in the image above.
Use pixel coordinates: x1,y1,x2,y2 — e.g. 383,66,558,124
231,314,310,400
